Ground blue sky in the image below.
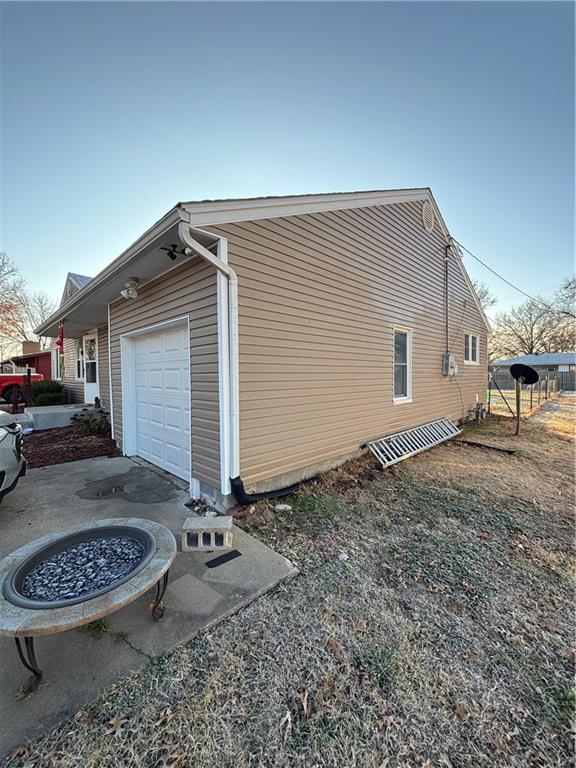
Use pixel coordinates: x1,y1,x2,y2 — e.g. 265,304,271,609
1,1,573,317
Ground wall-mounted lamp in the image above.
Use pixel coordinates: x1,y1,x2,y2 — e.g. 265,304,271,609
160,243,187,261
120,277,140,300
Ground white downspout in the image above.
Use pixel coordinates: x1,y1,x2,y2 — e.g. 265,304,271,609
177,221,240,489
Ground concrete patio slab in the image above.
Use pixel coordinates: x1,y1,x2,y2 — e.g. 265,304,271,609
0,457,297,755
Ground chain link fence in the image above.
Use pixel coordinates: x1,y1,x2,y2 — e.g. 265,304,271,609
488,369,565,417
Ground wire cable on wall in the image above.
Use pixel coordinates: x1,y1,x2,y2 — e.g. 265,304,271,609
450,372,466,422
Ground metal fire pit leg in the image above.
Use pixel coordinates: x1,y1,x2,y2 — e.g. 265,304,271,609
151,570,169,621
15,637,43,693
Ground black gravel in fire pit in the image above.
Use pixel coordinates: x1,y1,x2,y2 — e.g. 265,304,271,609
21,536,145,602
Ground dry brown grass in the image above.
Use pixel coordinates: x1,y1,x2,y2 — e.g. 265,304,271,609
4,398,575,768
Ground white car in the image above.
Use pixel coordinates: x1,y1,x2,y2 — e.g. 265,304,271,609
0,411,26,503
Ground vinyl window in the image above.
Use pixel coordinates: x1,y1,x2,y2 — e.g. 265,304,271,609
393,326,412,402
52,349,62,380
75,340,85,380
464,333,479,364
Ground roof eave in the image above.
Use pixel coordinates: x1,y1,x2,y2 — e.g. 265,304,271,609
35,205,186,336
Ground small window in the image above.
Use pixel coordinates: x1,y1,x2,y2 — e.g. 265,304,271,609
394,327,412,402
52,349,62,380
464,333,479,364
84,337,97,384
75,341,84,380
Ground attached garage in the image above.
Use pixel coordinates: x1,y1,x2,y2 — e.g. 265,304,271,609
36,189,489,514
107,254,222,509
121,320,191,482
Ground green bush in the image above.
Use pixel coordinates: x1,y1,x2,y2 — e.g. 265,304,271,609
34,392,65,406
71,408,111,436
31,380,64,405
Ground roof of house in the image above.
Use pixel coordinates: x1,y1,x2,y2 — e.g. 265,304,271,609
68,273,92,289
36,187,489,337
181,188,425,206
491,352,576,368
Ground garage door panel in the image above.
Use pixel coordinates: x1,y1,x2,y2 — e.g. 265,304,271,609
148,403,164,427
148,436,164,462
130,324,190,481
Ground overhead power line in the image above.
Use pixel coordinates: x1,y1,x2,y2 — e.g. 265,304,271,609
451,238,547,306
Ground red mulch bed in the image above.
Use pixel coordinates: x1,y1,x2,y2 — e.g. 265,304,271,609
24,427,121,469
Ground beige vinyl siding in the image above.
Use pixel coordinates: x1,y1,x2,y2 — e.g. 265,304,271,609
97,325,110,412
61,338,84,403
109,258,220,489
209,200,487,488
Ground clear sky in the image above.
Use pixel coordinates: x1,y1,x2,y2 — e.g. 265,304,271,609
1,1,573,318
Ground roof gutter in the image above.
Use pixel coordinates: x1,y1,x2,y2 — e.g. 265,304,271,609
176,221,240,492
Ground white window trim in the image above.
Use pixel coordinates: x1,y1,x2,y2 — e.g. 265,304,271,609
83,331,100,402
52,348,62,380
75,339,85,381
464,332,480,365
393,325,413,404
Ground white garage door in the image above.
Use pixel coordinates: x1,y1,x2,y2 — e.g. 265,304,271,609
133,324,190,481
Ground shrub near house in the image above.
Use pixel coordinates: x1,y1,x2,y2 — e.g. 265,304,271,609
31,380,64,407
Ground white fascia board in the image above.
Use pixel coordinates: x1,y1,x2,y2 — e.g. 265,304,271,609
427,194,491,332
184,189,429,227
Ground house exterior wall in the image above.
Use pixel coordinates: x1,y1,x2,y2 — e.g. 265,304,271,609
60,337,84,403
208,200,487,490
54,329,109,405
97,324,110,412
108,257,220,492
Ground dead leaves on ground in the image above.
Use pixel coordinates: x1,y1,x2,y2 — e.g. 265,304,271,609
9,745,28,760
453,701,470,721
154,706,174,726
105,714,128,736
325,636,346,663
9,745,37,768
155,747,187,767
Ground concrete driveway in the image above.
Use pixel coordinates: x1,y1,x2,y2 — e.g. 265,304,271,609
0,456,297,755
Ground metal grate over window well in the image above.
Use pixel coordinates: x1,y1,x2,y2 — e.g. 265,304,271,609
367,417,461,469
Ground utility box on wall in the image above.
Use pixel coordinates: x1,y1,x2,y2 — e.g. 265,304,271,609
442,352,457,377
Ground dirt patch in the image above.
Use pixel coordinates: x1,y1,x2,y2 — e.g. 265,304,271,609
4,398,574,768
24,427,120,469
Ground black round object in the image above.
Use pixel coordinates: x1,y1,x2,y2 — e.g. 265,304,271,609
3,526,156,610
510,363,539,385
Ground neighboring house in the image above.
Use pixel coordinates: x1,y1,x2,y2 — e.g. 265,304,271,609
37,188,489,510
490,353,576,374
0,343,52,379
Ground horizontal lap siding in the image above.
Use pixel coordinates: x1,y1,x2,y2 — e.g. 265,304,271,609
61,338,84,403
97,325,110,412
109,258,220,489
210,201,487,488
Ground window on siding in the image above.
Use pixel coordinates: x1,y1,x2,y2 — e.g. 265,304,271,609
394,327,412,402
464,333,479,364
75,341,84,380
52,350,62,380
84,337,97,384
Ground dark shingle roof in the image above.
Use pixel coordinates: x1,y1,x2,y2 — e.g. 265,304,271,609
68,273,93,288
